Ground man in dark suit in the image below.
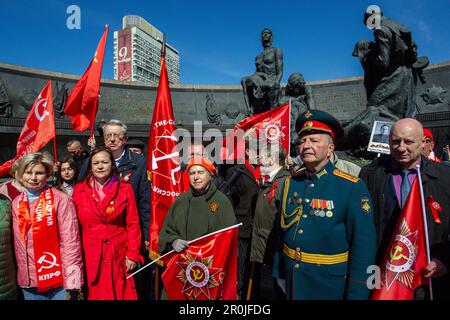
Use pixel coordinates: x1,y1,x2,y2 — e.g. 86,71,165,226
249,143,290,300
226,139,260,299
360,118,450,299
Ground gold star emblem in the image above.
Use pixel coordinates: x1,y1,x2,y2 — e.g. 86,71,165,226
209,201,219,214
175,250,224,300
305,110,313,119
383,219,418,291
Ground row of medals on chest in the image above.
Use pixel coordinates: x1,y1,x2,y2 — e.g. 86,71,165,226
289,192,334,218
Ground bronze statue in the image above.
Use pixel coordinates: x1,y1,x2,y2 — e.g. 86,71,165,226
345,10,429,155
53,82,68,119
352,39,378,101
278,72,315,154
241,28,283,115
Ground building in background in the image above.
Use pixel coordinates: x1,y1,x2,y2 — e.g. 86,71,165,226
113,15,180,84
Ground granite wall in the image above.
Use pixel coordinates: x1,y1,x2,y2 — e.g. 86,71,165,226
1,61,449,163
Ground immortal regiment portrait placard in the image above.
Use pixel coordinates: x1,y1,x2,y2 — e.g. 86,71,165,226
367,121,393,154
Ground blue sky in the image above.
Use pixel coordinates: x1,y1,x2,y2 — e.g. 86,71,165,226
1,0,449,85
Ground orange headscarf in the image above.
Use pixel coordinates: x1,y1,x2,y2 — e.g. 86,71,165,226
186,156,216,176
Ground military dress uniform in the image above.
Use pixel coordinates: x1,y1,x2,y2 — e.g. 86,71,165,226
273,110,377,300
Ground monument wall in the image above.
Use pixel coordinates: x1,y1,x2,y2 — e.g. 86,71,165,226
1,61,449,163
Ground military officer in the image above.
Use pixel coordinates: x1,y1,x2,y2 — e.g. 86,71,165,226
273,110,376,300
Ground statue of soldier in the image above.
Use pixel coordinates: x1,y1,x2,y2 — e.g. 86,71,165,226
345,8,429,155
241,28,283,115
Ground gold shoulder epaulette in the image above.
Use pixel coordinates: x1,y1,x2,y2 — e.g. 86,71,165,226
333,169,359,183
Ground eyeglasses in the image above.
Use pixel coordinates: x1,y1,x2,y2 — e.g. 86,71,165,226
104,133,125,141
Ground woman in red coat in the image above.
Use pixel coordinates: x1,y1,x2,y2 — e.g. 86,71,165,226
72,146,142,300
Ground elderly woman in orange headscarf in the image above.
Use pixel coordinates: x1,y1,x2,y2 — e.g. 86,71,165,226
159,156,236,254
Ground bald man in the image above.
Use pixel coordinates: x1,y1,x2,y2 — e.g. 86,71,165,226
360,118,450,299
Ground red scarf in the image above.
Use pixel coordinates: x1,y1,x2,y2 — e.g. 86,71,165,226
17,188,63,292
91,176,118,216
245,160,261,185
263,182,279,203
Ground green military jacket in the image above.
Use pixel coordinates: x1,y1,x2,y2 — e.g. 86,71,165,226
0,194,18,300
274,161,376,300
250,167,290,264
158,183,237,253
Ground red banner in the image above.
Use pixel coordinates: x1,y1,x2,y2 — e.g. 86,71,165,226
0,81,55,176
371,178,429,300
64,25,108,133
148,48,182,260
117,28,132,81
221,102,291,162
161,225,238,300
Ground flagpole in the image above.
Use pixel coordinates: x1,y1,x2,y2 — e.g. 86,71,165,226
152,34,167,301
154,264,160,300
127,223,242,279
246,261,255,300
53,137,58,165
89,99,98,139
187,223,242,245
416,164,433,300
89,24,108,138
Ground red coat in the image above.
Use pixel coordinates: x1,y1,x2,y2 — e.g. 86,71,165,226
72,179,142,300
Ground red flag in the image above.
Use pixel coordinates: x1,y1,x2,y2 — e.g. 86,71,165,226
64,25,108,133
161,225,238,300
148,45,182,260
221,102,291,162
371,178,429,300
0,81,55,176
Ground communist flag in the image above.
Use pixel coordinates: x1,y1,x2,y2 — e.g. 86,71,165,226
0,81,55,176
148,45,182,260
371,178,429,300
64,25,108,133
221,102,291,162
161,225,239,300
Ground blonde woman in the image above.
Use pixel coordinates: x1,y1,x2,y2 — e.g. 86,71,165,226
11,152,83,300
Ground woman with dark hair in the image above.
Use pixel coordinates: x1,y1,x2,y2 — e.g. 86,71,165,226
72,146,141,300
56,157,78,196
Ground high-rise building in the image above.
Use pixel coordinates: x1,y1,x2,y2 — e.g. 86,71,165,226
113,15,180,84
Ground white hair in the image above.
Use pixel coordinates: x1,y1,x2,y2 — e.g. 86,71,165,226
103,119,128,134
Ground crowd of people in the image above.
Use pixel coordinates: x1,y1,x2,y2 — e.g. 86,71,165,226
0,114,449,301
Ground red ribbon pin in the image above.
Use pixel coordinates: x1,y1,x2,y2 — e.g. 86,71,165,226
426,195,442,224
263,182,278,203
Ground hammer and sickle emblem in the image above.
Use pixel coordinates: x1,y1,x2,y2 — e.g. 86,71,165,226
37,252,60,272
94,51,98,63
34,96,50,122
192,268,204,281
390,245,408,262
